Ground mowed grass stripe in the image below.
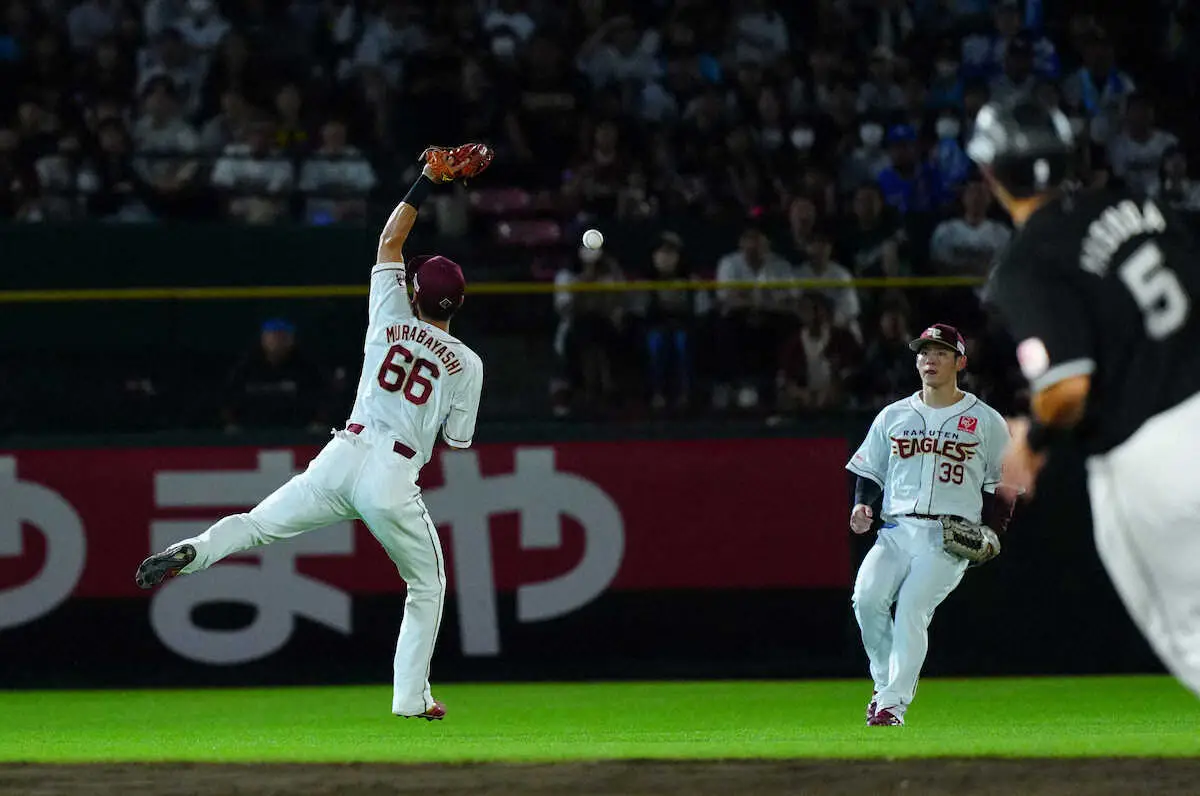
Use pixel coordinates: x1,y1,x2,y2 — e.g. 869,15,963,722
1,677,1196,762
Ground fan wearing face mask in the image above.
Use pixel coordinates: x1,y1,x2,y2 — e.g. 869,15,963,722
838,121,891,196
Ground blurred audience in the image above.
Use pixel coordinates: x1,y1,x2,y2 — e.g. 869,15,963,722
222,318,328,433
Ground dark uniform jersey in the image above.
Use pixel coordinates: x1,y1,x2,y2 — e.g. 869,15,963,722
986,187,1200,455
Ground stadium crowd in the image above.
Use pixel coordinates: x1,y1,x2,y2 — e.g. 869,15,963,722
2,0,1199,427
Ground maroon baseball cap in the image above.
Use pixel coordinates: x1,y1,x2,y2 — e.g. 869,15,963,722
909,323,966,355
410,255,466,320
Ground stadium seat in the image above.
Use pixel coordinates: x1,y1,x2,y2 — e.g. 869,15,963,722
469,187,532,215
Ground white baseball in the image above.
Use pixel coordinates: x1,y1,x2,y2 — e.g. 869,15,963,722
582,229,604,250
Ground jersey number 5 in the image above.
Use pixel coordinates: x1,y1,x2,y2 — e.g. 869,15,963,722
377,344,440,405
938,462,964,484
1119,241,1190,340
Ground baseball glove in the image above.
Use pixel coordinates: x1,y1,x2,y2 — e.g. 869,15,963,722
421,143,494,183
941,516,1002,565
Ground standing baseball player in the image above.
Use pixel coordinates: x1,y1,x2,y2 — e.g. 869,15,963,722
134,143,493,720
969,98,1200,698
847,323,1015,726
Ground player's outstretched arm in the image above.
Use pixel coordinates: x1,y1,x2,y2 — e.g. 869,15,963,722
377,164,434,265
377,144,495,265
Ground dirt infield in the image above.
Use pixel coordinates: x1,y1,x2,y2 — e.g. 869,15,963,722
5,760,1200,796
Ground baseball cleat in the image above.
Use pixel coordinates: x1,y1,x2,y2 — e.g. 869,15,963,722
866,691,878,722
867,708,904,726
400,700,446,721
135,544,196,589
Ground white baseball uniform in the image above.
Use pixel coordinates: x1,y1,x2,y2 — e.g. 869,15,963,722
847,391,1009,716
172,259,483,716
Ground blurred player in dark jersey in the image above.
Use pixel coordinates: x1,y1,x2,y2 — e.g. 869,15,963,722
969,98,1200,697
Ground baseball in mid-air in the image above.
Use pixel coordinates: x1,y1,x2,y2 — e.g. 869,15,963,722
582,229,604,250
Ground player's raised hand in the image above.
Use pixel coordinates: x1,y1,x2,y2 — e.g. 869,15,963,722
850,503,874,534
420,143,494,183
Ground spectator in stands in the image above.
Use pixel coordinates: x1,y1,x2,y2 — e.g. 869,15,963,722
576,15,660,89
927,42,965,111
67,0,119,53
1061,29,1135,147
0,127,35,219
21,32,70,99
210,116,294,224
14,98,59,161
713,226,795,410
273,82,311,154
1107,93,1178,196
641,232,696,412
795,225,862,342
552,244,627,417
506,36,586,184
88,118,153,220
988,33,1038,105
76,36,133,103
199,89,251,153
932,114,971,191
350,0,427,87
298,119,376,225
33,131,94,220
839,183,905,279
876,124,948,215
175,0,230,54
730,0,789,66
859,304,915,405
839,120,890,197
858,47,905,117
851,0,916,54
222,318,328,433
776,293,860,412
132,77,200,208
137,26,206,117
961,0,1057,81
200,29,260,118
788,195,821,266
930,176,1011,285
563,119,627,218
1155,146,1200,211
482,0,536,61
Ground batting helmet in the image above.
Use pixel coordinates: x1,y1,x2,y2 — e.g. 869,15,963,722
966,99,1075,199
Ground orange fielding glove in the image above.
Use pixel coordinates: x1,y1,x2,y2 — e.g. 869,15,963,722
421,143,494,183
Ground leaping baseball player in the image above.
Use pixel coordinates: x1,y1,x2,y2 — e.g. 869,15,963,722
847,323,1016,726
135,143,493,721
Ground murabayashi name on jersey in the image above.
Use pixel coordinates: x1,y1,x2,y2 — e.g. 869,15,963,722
385,323,465,376
890,436,980,462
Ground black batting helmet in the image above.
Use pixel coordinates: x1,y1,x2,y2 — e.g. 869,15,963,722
966,99,1074,199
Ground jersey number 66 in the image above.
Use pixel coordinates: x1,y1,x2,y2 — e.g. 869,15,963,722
376,343,440,405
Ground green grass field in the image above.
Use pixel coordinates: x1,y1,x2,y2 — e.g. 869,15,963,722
2,676,1197,763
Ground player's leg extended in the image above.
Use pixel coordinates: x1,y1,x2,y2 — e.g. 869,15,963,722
852,532,910,694
137,439,361,586
356,476,447,716
1089,454,1200,697
877,545,968,713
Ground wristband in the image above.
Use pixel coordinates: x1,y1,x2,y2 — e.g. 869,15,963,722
403,175,434,209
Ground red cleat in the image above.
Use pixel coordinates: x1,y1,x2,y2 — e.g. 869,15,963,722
866,691,878,723
401,701,446,721
868,708,904,726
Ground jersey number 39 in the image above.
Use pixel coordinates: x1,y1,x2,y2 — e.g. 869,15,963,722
377,343,440,405
1119,241,1190,340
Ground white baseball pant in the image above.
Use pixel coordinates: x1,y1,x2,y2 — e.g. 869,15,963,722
1087,391,1200,699
852,516,968,714
175,428,446,716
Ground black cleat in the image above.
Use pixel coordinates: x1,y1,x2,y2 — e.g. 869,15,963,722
135,544,196,589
